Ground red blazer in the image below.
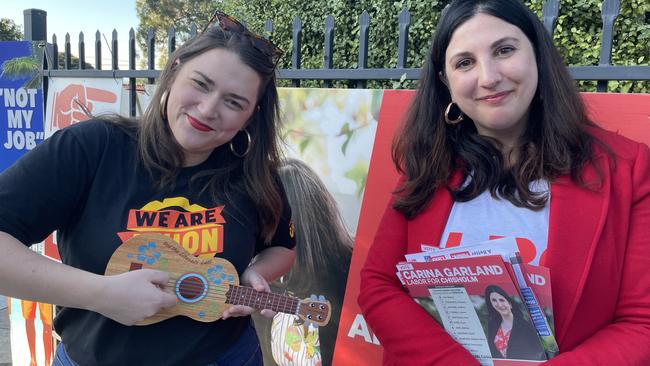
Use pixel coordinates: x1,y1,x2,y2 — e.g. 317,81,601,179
358,129,650,365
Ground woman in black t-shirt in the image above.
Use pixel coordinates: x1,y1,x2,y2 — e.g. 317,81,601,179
0,11,295,366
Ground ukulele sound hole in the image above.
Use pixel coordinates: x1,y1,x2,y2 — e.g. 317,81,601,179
176,273,208,303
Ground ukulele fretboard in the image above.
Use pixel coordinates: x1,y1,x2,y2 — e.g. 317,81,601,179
225,285,299,314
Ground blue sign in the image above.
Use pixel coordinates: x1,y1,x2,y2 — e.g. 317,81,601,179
0,41,45,172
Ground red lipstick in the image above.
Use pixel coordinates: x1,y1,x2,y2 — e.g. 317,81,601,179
478,91,511,104
187,115,213,132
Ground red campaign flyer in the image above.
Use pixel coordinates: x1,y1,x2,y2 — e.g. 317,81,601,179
397,255,546,366
403,238,558,360
506,256,559,359
406,237,520,263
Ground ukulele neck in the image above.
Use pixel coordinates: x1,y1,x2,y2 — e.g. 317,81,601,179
225,285,298,314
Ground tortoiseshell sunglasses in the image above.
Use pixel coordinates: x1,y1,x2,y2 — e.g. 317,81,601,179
201,10,283,67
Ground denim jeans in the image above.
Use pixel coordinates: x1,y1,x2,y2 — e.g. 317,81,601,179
52,342,79,366
207,323,263,366
52,323,262,366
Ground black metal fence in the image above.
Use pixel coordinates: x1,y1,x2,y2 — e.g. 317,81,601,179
22,0,650,118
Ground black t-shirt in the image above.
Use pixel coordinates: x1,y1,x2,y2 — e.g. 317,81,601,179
0,120,295,366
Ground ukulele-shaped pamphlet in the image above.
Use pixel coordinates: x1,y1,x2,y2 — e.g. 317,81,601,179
105,233,331,326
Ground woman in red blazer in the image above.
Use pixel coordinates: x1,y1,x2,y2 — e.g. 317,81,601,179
358,0,650,365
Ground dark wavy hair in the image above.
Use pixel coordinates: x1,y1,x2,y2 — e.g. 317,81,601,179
392,0,603,219
484,285,526,337
110,26,284,243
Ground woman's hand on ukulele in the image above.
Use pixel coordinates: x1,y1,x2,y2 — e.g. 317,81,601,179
222,267,276,320
93,269,178,325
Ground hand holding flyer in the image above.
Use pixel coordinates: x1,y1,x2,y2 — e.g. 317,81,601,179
397,238,558,366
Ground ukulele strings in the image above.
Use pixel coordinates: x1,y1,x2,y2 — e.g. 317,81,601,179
160,278,302,310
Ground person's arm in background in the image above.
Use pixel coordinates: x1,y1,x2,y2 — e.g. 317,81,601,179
358,200,480,365
246,246,297,284
544,143,650,366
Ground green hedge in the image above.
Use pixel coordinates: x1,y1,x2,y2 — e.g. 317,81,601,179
222,0,648,92
529,0,649,93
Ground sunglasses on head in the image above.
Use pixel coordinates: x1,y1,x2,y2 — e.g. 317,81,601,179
201,10,283,67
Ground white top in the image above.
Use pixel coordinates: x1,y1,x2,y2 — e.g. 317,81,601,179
440,180,551,265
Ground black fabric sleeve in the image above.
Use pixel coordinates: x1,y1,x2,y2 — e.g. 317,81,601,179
256,179,296,253
0,120,109,245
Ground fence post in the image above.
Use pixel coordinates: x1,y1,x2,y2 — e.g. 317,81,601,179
264,19,273,42
598,0,620,92
51,35,58,70
147,28,155,84
292,16,302,87
95,31,102,70
357,11,370,89
111,30,119,70
64,33,71,69
129,29,136,117
78,32,86,70
264,19,280,80
168,27,176,56
542,0,560,36
324,15,335,88
397,8,410,69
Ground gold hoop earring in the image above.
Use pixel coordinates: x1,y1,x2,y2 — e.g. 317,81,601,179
445,102,464,125
159,90,169,120
229,129,252,158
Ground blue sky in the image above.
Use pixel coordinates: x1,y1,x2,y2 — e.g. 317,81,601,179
1,0,140,69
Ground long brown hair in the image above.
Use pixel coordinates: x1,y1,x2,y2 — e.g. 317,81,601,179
392,0,602,219
113,26,284,243
277,158,353,291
